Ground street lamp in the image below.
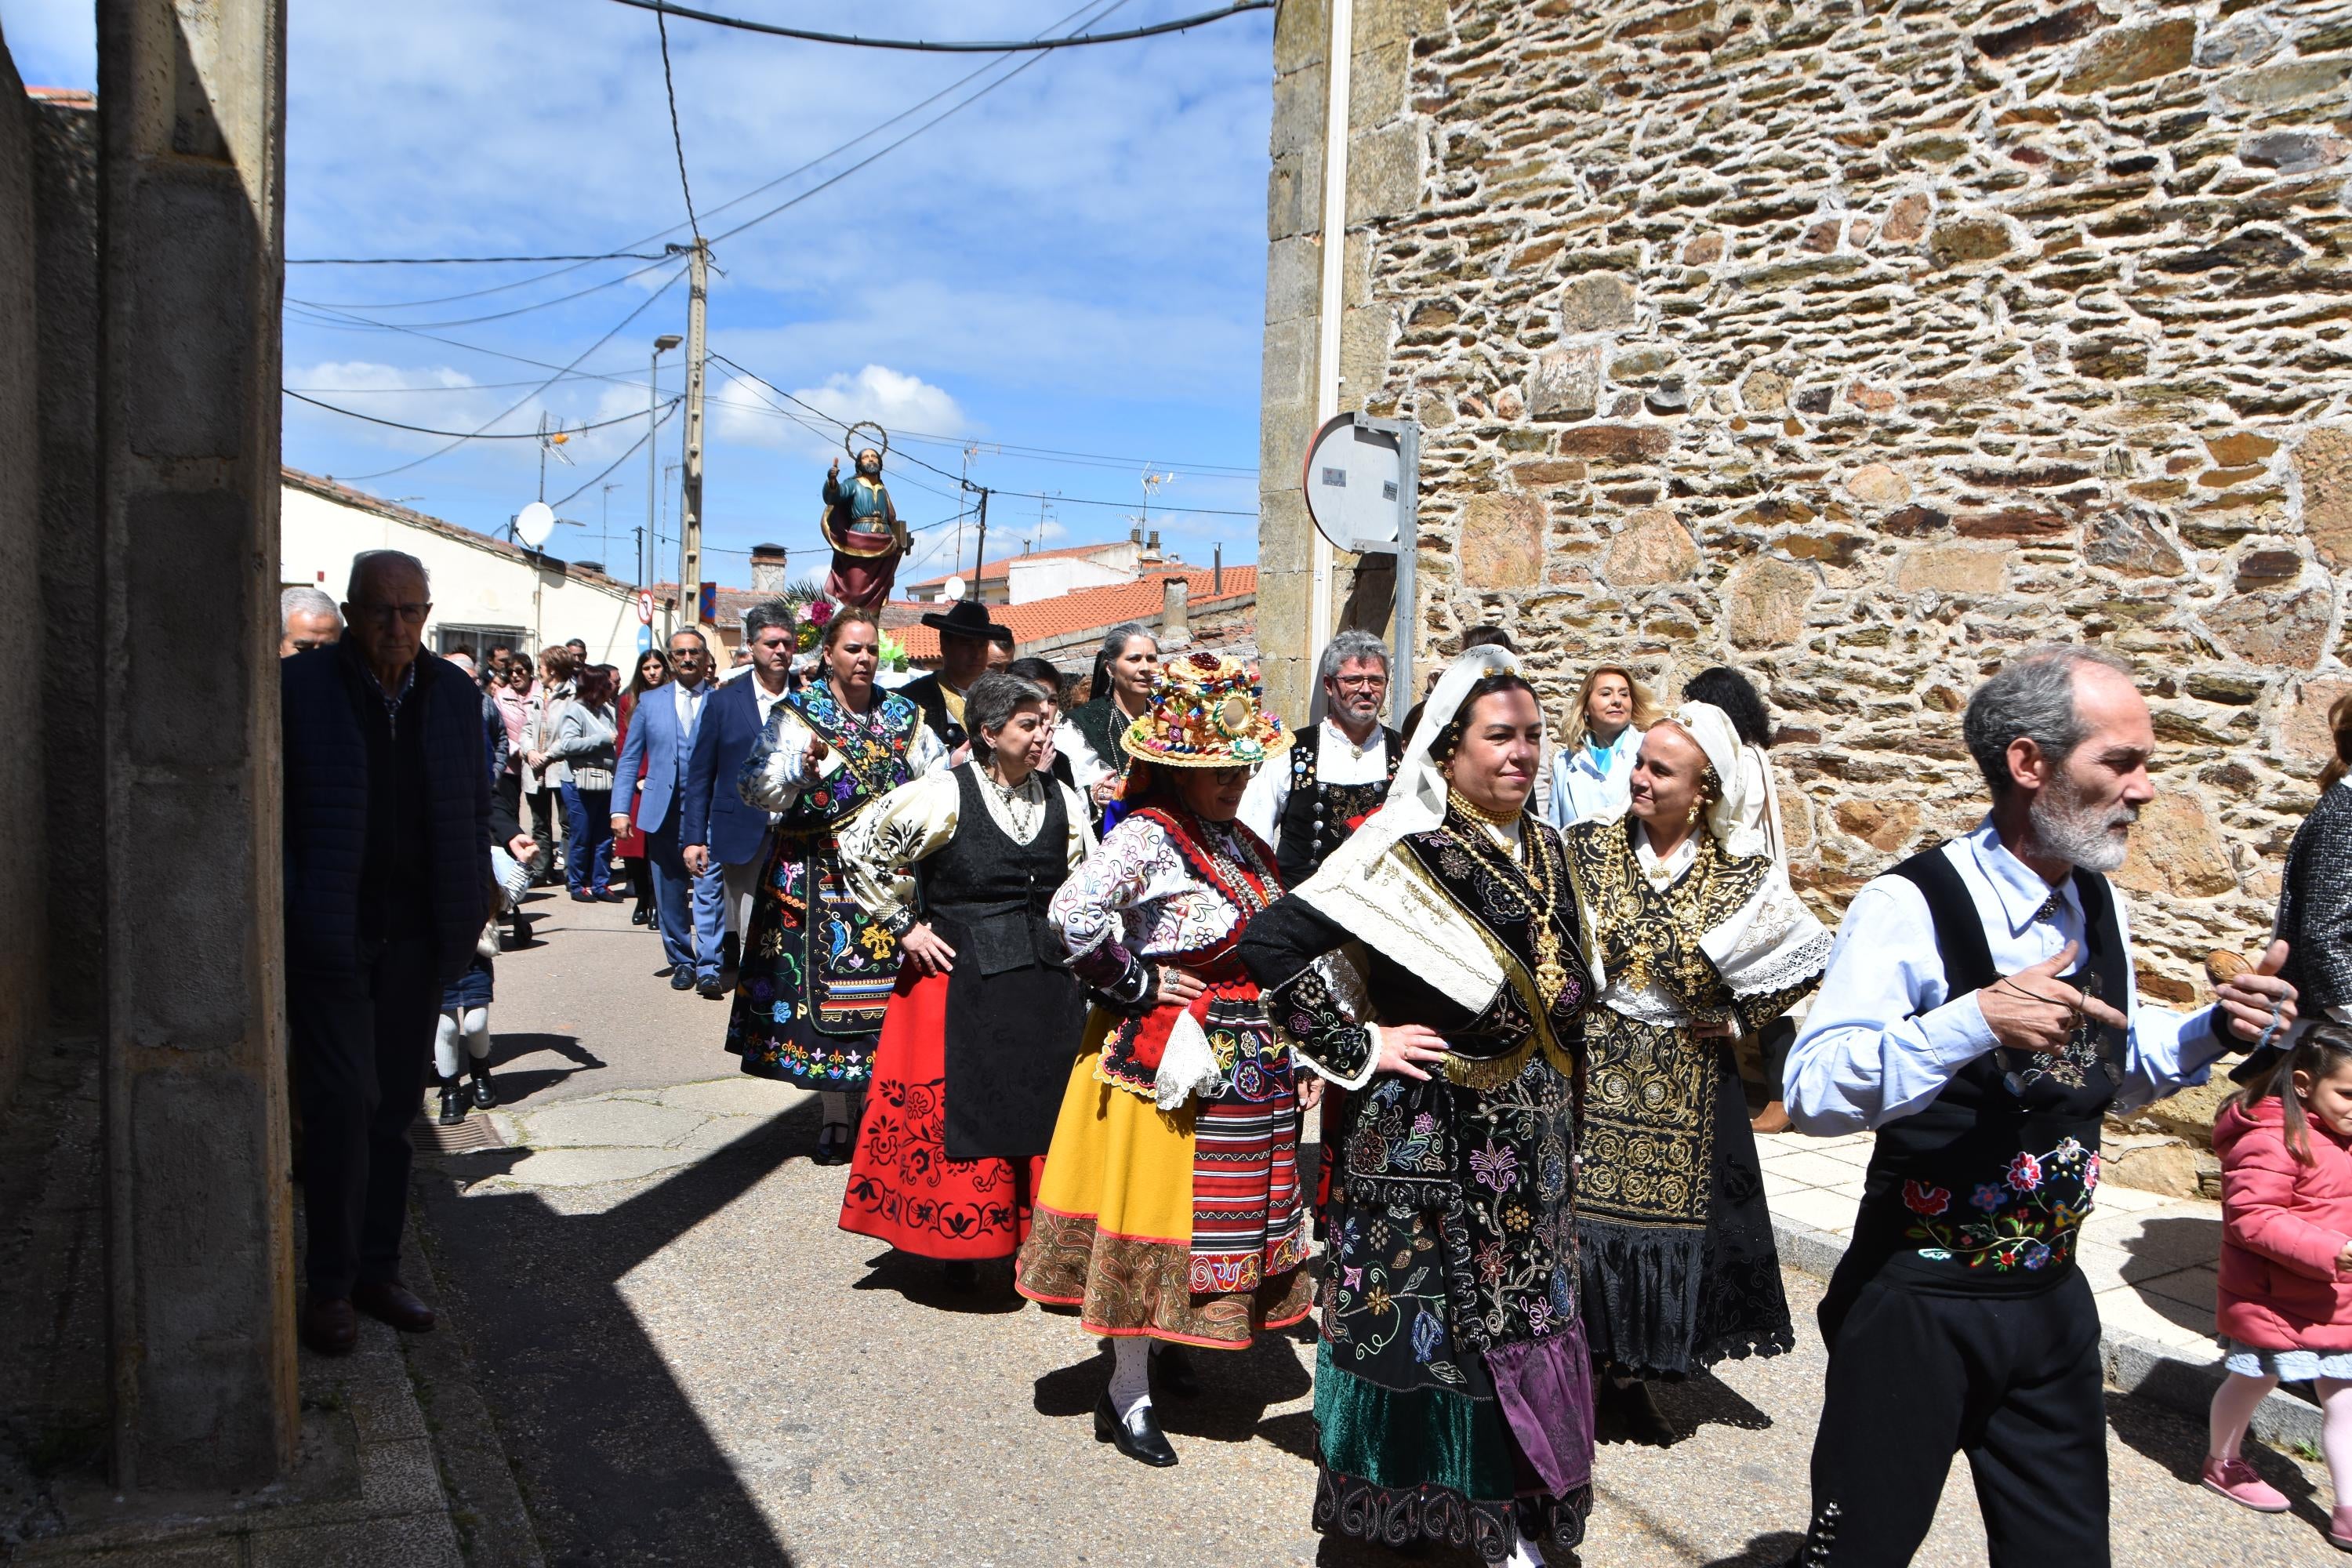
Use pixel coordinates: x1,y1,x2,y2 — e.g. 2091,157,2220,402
647,333,684,590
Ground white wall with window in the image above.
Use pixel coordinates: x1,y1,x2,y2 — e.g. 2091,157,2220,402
279,469,644,666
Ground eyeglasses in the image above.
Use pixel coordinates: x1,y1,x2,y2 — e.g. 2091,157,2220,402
351,601,430,622
1330,673,1388,691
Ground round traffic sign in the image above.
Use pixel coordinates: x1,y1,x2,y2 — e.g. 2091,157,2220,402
1301,412,1403,554
637,590,655,625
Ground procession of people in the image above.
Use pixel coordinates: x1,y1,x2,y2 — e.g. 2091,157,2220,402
292,539,2326,1564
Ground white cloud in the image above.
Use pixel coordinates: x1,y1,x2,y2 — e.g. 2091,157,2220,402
713,363,966,463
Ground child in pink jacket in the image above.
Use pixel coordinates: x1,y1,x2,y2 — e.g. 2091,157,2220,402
2207,1024,2352,1546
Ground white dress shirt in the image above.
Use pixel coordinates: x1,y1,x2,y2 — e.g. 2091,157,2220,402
1786,816,2230,1136
1543,727,1641,829
1237,718,1392,845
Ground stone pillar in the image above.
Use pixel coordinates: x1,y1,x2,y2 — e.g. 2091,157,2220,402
0,48,45,1116
95,0,295,1490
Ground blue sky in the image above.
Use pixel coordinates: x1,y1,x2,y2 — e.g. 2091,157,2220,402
2,0,1272,584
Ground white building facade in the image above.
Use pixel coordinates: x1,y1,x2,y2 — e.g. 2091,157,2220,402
280,469,647,666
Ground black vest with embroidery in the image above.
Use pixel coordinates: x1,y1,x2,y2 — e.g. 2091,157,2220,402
1852,844,2130,1290
1274,724,1403,887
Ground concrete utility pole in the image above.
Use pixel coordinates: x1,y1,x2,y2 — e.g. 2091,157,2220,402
970,487,989,586
679,240,709,627
649,332,681,586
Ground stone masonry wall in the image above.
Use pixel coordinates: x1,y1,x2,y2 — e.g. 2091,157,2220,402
1259,0,2352,1006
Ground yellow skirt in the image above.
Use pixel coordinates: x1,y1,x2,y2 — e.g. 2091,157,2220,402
1014,1015,1313,1349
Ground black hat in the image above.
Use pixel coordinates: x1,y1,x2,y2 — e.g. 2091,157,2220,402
920,597,1014,647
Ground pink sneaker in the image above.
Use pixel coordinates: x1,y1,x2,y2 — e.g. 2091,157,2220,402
2202,1454,2289,1513
2332,1503,2352,1550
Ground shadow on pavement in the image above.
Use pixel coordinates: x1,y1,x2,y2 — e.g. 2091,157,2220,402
2107,1382,2333,1537
482,1031,609,1108
848,1249,1029,1315
417,1112,804,1566
1700,1530,1804,1566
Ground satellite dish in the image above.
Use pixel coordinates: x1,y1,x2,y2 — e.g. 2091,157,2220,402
1301,412,1403,554
515,501,556,550
943,574,968,603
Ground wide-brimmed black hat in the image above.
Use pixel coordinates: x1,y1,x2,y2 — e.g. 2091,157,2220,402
920,597,1014,647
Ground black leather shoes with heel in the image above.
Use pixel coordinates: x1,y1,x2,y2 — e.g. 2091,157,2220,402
1094,1391,1178,1467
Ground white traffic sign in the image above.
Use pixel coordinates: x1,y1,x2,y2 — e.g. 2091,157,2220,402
1302,412,1403,554
637,590,655,625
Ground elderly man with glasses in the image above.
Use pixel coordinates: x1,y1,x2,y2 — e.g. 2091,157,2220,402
281,550,514,1355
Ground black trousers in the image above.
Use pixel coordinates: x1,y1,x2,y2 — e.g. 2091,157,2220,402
1758,1015,1796,1102
289,938,440,1297
1802,1265,2108,1567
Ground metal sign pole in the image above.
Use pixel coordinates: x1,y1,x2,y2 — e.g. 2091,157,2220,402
1392,418,1417,710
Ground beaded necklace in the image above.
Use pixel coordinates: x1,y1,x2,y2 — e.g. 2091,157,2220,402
1441,787,1572,1008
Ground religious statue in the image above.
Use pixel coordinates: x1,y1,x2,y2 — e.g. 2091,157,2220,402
820,426,909,612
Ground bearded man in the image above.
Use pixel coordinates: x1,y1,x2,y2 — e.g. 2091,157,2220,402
821,447,910,611
1783,644,2298,1566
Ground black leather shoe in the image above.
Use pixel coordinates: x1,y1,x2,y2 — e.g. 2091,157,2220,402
1094,1391,1178,1467
435,1076,466,1126
468,1064,497,1109
351,1279,436,1334
1617,1378,1676,1446
811,1123,851,1167
1153,1344,1201,1399
698,976,728,1000
630,906,654,926
302,1294,358,1356
670,970,697,991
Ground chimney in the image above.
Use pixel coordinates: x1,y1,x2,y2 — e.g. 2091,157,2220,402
750,543,788,593
1213,543,1222,595
1147,529,1161,554
1160,574,1191,647
1129,524,1144,546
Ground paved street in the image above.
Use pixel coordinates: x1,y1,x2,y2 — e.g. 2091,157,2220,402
411,891,2343,1566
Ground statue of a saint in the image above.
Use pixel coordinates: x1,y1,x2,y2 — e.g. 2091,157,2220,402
820,445,909,611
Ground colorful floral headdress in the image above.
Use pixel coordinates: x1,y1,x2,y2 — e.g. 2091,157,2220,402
1121,650,1291,769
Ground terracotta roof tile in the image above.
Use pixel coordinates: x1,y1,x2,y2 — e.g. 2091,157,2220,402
887,566,1256,660
902,540,1178,590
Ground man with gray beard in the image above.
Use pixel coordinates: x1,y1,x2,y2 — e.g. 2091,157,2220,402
1781,644,2298,1566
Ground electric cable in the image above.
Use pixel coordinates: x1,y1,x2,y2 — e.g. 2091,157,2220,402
604,0,1271,53
287,0,1124,310
332,267,687,481
287,390,679,439
653,2,702,240
550,401,681,509
289,251,667,266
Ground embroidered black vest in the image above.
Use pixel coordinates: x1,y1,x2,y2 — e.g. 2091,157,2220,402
1275,723,1404,887
1853,844,2129,1290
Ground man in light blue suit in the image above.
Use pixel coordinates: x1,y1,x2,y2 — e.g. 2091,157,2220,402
611,628,726,991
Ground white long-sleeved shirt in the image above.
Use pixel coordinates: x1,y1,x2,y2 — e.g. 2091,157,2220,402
1542,727,1641,829
1786,816,2230,1135
1236,719,1393,847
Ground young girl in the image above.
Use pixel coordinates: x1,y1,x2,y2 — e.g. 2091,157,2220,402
2206,1025,2352,1544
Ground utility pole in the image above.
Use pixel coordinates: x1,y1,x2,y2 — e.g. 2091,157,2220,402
679,240,710,630
649,332,681,587
971,487,989,588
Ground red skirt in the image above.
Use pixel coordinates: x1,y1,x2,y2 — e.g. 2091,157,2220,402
839,965,1044,1261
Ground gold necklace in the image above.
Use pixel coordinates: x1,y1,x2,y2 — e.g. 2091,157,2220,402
1596,822,1715,993
1443,795,1571,1008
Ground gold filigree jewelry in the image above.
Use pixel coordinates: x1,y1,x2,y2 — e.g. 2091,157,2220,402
1446,786,1520,831
1590,821,1717,995
1441,794,1571,1008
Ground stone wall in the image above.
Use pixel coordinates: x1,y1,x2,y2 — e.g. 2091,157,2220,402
1259,0,2352,1000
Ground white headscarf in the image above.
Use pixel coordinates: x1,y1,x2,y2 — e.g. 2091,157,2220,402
1588,699,1770,862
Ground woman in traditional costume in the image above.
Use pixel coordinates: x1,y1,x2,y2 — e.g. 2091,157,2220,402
1560,701,1831,1443
1240,647,1595,1568
732,608,947,1163
1015,651,1312,1468
833,672,1094,1286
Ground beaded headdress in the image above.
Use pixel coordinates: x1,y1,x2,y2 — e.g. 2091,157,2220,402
1121,650,1291,769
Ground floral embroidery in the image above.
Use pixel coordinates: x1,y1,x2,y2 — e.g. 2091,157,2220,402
1902,1181,1951,1218
1905,1138,2096,1272
1469,1139,1519,1195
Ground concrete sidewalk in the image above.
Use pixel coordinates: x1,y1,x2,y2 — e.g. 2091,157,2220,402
1757,1128,2323,1451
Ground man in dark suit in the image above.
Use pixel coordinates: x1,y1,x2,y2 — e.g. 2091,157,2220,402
901,597,1011,750
282,550,494,1355
613,628,727,992
683,601,798,995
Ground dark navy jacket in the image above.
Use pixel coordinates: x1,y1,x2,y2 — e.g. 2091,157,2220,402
283,644,492,982
681,673,780,866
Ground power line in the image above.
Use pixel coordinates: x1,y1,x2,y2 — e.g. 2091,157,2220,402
604,0,1272,53
333,268,687,481
287,390,679,440
551,402,681,509
289,251,667,266
285,0,1126,312
652,3,702,240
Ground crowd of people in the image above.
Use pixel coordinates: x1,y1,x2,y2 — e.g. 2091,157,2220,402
278,557,2352,1564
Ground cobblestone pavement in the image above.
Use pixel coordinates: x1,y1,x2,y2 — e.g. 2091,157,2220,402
412,892,2338,1566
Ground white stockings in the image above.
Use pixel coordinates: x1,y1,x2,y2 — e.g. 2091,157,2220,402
434,1007,490,1078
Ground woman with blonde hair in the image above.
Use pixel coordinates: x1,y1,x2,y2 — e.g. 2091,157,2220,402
1544,663,1661,829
